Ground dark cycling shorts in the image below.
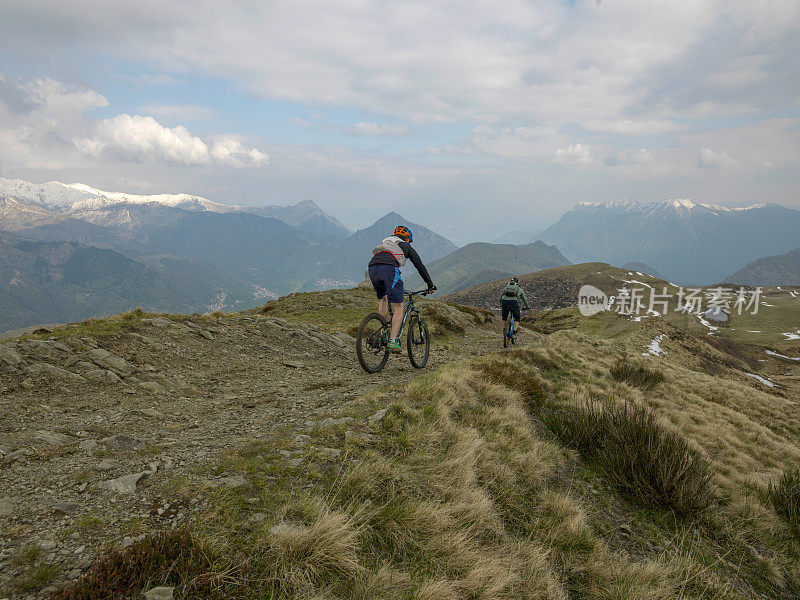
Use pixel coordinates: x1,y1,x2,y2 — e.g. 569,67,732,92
369,264,404,304
501,299,520,322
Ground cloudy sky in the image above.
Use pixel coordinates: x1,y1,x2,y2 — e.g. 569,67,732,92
1,0,798,243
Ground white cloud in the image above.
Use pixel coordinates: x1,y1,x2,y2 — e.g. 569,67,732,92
697,147,738,169
684,119,799,171
345,122,409,137
22,78,108,111
141,104,214,122
80,114,268,168
209,136,269,168
0,76,268,170
605,148,655,166
552,143,595,166
583,119,682,136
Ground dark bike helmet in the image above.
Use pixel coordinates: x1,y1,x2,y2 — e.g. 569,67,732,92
394,225,413,243
511,277,519,283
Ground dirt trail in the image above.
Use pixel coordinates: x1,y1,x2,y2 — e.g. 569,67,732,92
0,302,501,598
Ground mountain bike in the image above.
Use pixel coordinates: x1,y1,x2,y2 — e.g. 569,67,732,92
356,290,431,373
503,312,516,348
503,308,528,348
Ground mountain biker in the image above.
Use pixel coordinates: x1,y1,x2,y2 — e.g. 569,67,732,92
500,277,530,334
368,225,436,354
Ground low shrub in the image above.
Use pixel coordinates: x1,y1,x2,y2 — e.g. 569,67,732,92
545,399,714,515
768,468,800,537
51,530,226,600
610,357,665,390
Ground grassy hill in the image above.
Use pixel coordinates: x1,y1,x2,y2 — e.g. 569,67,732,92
447,262,800,349
0,233,255,331
444,262,663,309
4,286,799,598
405,240,570,294
726,248,800,286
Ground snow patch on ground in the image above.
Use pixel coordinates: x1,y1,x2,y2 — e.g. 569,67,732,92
740,371,775,387
697,315,719,335
782,330,800,341
632,309,660,322
622,279,655,290
766,350,800,361
643,334,668,357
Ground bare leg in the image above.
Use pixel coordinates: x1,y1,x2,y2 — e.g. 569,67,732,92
378,296,389,320
390,303,403,339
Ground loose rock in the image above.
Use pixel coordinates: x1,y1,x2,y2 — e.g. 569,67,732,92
98,472,148,494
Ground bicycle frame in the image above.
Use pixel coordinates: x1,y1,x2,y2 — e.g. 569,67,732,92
388,290,426,338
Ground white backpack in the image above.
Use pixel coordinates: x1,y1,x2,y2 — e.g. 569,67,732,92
372,235,408,266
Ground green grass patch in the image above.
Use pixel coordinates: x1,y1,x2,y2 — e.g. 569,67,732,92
768,468,800,538
76,514,104,530
610,356,666,390
14,563,59,593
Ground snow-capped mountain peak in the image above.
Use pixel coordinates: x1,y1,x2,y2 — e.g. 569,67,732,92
671,198,696,210
0,177,238,213
571,197,774,215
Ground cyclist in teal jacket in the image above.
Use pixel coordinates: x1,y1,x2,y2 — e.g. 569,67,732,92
500,277,530,334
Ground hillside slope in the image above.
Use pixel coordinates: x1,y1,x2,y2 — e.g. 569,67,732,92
1,289,799,598
726,248,800,285
445,262,666,309
0,233,254,331
405,240,570,294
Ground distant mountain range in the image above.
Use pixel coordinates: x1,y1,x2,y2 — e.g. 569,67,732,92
726,248,800,286
5,177,800,330
537,198,800,285
0,178,351,240
406,240,569,294
0,178,457,329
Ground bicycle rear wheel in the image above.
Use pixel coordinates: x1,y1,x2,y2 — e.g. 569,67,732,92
357,312,389,373
407,315,430,369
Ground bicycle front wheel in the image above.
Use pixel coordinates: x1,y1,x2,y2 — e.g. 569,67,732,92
357,312,389,373
407,315,430,369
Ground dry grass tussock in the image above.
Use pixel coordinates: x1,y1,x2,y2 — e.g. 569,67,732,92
533,323,800,596
544,398,714,514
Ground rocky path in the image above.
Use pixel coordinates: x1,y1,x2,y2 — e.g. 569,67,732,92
0,308,499,599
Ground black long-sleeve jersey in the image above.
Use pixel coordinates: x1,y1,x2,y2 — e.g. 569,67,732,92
368,241,434,288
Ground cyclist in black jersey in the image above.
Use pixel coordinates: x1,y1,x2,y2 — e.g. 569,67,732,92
367,225,436,353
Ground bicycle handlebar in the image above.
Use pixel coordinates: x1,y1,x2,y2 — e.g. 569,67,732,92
406,289,431,297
